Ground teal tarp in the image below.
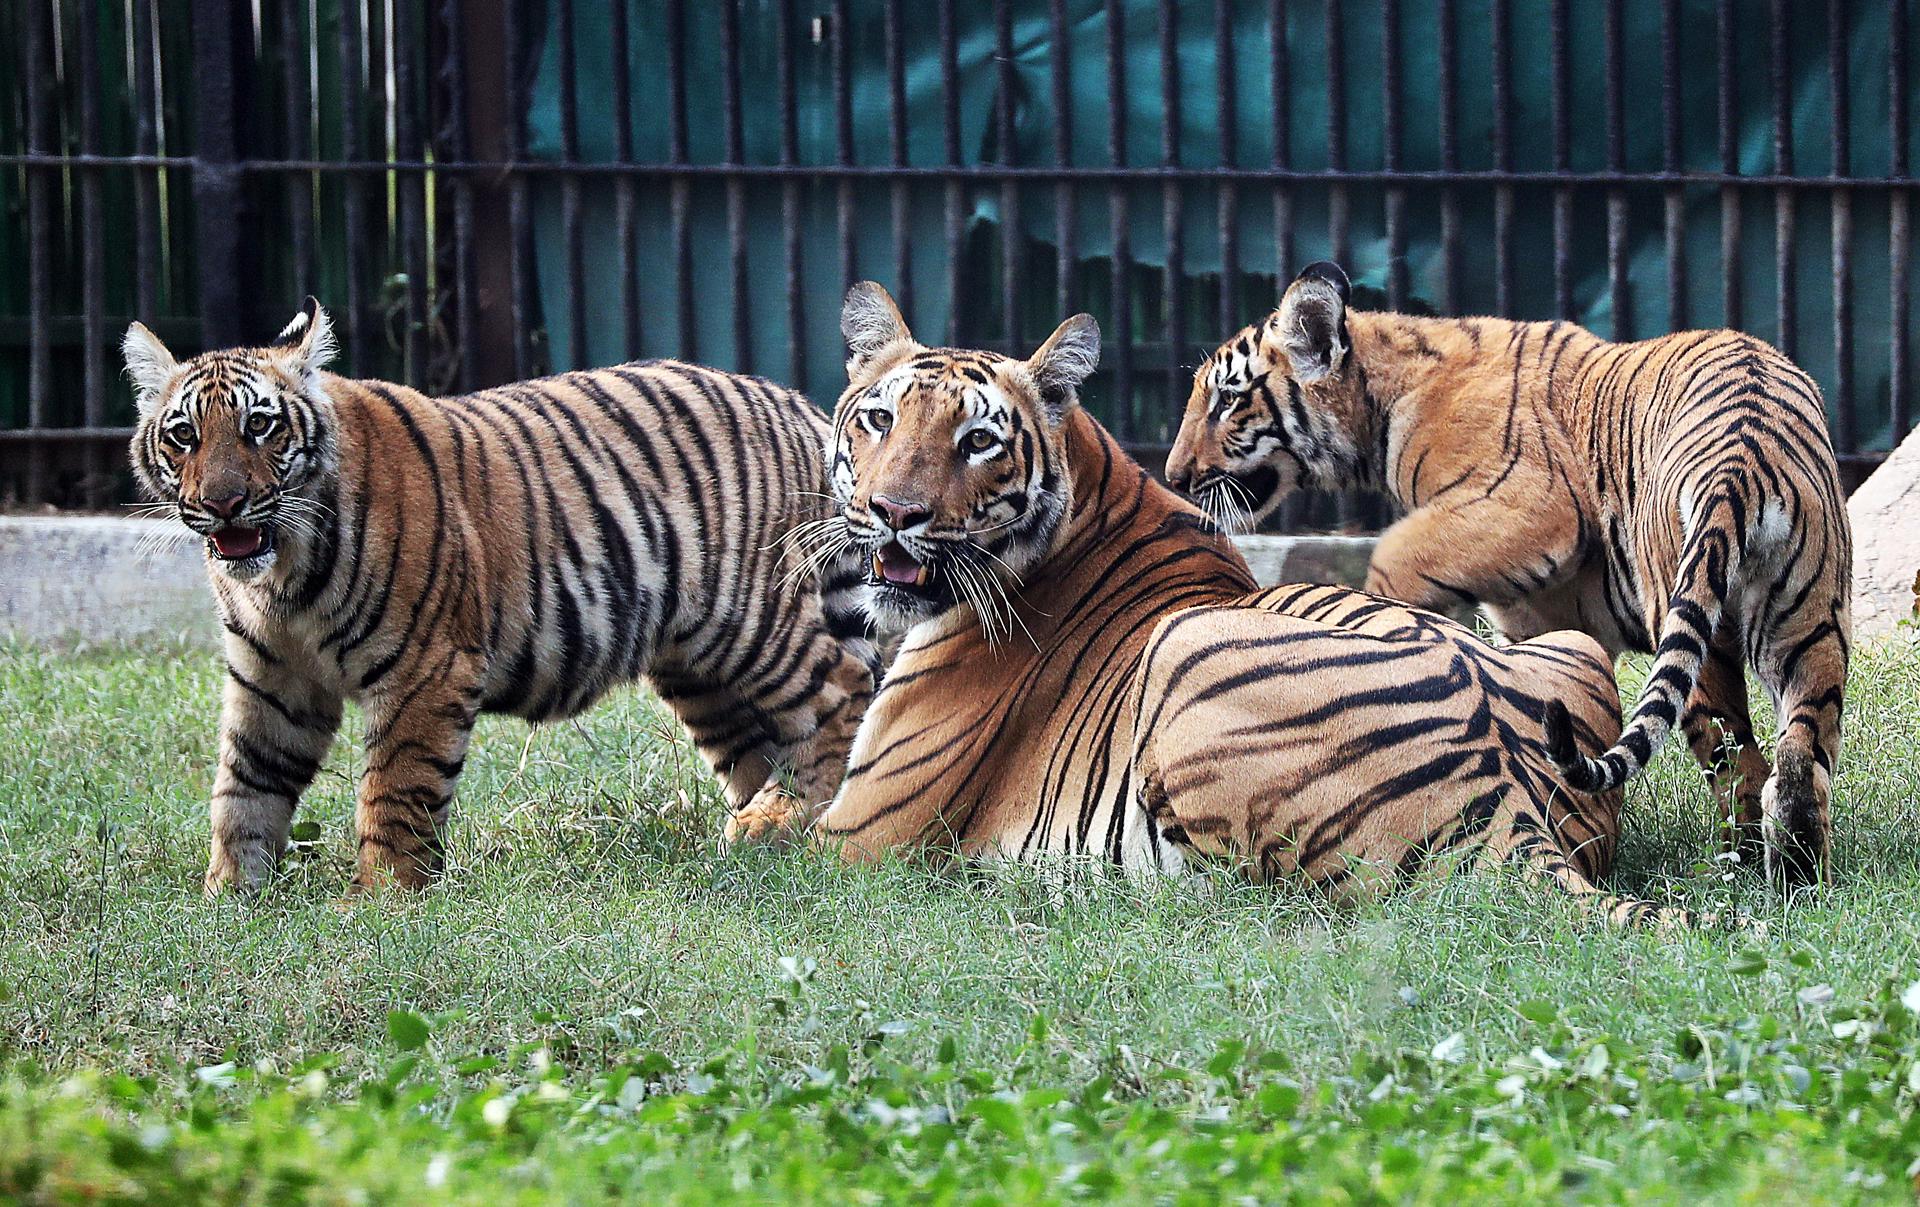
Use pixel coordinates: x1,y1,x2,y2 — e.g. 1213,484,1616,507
527,1,1915,448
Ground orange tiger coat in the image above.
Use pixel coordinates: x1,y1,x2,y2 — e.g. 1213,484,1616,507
126,300,875,891
731,283,1693,929
1169,263,1851,886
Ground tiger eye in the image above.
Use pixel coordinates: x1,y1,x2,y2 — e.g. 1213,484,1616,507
963,429,998,454
247,413,274,437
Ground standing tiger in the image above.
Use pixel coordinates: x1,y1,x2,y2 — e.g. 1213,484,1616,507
728,282,1697,929
125,299,876,893
1166,262,1851,886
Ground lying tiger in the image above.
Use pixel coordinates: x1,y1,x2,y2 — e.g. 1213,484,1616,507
1167,263,1851,887
126,300,876,892
728,282,1694,929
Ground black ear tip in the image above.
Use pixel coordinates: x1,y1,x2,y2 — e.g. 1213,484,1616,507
1294,261,1352,303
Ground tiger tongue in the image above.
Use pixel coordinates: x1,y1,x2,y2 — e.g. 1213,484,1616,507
874,543,929,587
211,525,265,559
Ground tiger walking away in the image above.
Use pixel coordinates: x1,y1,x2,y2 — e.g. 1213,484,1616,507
125,299,877,893
728,281,1700,930
1166,262,1851,887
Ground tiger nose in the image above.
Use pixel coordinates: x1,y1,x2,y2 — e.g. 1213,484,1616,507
200,492,247,520
871,494,932,533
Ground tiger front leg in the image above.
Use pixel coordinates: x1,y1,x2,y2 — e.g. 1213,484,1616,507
353,666,483,891
205,655,342,895
1366,499,1581,618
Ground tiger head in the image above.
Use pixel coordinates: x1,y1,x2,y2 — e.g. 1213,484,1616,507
1166,261,1369,532
824,281,1100,635
125,298,340,582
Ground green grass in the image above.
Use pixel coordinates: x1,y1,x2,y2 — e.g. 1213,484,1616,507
2,632,1919,1202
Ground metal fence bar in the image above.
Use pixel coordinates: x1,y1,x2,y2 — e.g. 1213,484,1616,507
23,0,55,503
1160,0,1184,419
1892,0,1912,443
1661,0,1686,330
339,0,371,377
886,0,913,321
997,0,1020,352
1438,0,1460,315
1551,0,1573,320
833,0,856,294
778,0,805,387
557,0,586,370
723,0,750,372
1105,0,1132,442
279,0,314,297
1491,0,1514,316
396,2,430,383
1604,0,1630,339
609,0,640,364
1216,0,1238,343
1830,0,1855,456
1382,0,1407,310
1718,0,1742,330
77,0,110,500
504,0,535,377
1772,0,1797,357
666,0,694,362
1324,0,1349,266
1054,0,1077,320
131,0,161,322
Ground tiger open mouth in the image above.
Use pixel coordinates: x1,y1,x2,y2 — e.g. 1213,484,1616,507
870,540,934,593
208,524,272,561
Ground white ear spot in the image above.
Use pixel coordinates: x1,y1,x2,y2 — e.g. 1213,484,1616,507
274,297,337,382
122,321,179,416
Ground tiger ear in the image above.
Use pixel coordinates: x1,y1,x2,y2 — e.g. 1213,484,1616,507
271,296,337,382
1274,261,1351,384
841,281,915,379
122,321,179,416
1026,313,1101,424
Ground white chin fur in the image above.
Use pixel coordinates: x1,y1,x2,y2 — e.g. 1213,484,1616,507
861,584,941,631
212,547,278,582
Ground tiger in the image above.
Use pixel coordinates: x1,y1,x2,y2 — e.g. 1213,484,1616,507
124,299,877,893
725,281,1698,930
1165,261,1852,888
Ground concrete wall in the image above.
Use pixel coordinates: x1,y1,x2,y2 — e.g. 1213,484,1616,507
0,517,1382,647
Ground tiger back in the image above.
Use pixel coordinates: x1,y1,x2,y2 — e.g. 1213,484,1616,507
126,299,875,892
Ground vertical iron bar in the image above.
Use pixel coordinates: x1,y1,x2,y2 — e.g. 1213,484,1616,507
1325,0,1348,265
1891,0,1911,441
1491,0,1513,315
23,0,54,501
1551,0,1573,319
505,0,537,375
1052,0,1077,319
1161,0,1184,415
556,0,585,370
1382,0,1405,309
1216,0,1238,338
442,0,479,391
192,0,249,349
1438,0,1459,315
668,0,696,361
1771,0,1796,356
1661,0,1686,330
395,0,429,384
341,0,371,375
280,0,314,296
998,0,1020,352
78,0,109,501
887,0,912,317
941,0,963,343
834,0,856,292
1270,0,1292,284
1107,0,1133,441
779,0,806,388
610,0,640,362
1604,0,1629,338
1829,0,1853,453
132,0,160,320
1717,0,1741,329
723,0,750,371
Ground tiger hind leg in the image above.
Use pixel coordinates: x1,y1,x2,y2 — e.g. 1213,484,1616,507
1679,633,1771,870
722,633,877,847
1753,619,1848,888
1487,807,1700,932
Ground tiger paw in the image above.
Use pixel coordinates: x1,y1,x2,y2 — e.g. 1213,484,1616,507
723,788,808,849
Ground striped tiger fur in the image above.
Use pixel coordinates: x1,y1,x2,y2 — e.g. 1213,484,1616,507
1167,262,1852,887
125,299,876,893
728,282,1694,929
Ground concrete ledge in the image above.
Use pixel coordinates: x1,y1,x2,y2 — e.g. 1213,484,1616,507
0,516,219,646
0,518,1381,647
